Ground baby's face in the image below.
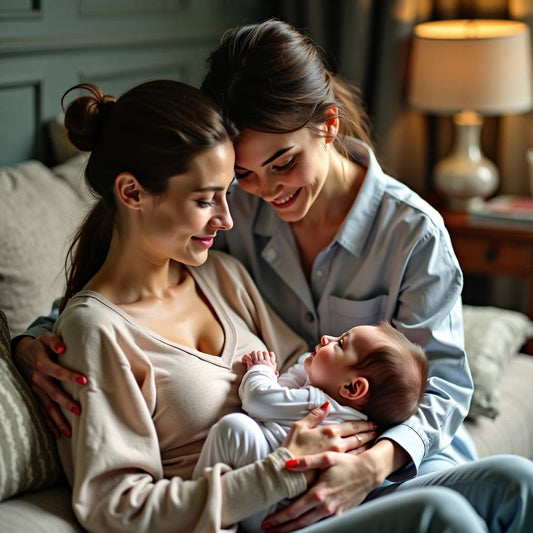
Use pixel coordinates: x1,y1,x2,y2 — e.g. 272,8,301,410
304,325,393,396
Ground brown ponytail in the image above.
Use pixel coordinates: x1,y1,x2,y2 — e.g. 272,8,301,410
60,200,113,312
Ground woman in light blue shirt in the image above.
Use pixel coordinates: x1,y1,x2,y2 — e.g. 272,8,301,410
14,18,533,533
199,18,533,532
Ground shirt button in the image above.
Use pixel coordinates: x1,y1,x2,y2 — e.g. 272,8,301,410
316,269,324,278
305,312,315,322
265,249,277,261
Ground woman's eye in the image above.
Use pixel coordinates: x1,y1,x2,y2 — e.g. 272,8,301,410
234,170,252,180
337,338,344,349
272,157,294,172
198,200,214,207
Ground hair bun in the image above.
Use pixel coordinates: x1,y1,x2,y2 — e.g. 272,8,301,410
98,95,116,112
62,83,116,152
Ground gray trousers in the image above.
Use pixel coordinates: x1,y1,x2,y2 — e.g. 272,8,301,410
197,413,533,533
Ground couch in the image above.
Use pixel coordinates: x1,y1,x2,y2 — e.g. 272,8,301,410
1,154,533,532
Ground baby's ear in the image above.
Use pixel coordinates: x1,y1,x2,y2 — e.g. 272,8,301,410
339,376,369,402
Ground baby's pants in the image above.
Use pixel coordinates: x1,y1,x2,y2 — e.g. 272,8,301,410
193,413,276,532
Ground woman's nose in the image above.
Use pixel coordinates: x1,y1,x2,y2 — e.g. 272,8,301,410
247,173,280,201
210,202,233,230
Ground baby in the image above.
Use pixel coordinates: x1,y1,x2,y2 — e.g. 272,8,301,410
193,321,428,532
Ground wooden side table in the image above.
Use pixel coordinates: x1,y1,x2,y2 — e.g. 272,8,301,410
439,209,533,353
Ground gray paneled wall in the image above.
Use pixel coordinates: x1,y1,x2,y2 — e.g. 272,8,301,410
0,0,270,167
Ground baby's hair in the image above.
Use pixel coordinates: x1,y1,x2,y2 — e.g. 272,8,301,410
352,321,428,427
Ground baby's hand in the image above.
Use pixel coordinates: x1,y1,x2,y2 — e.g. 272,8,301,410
242,350,278,374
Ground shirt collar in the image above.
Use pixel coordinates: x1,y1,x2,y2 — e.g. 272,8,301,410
254,199,280,237
335,139,388,257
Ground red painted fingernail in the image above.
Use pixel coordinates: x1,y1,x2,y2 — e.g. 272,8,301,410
261,522,272,530
285,459,299,468
55,343,65,354
63,427,72,438
320,401,330,409
70,406,81,416
76,376,88,385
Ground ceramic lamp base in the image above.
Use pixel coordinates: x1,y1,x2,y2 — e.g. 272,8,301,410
434,111,499,211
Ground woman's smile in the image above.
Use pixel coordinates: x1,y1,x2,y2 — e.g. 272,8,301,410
271,188,301,208
192,234,216,248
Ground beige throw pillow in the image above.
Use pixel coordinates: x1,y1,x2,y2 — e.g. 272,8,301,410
0,309,60,501
463,305,533,420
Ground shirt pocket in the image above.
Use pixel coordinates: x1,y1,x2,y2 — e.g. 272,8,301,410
327,294,388,335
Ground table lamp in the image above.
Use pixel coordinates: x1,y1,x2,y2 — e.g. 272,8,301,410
409,19,533,211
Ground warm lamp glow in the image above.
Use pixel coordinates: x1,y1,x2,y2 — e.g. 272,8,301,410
409,19,533,210
411,20,532,114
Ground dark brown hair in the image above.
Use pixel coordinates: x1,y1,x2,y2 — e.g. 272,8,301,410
353,322,428,428
201,18,373,152
60,80,234,310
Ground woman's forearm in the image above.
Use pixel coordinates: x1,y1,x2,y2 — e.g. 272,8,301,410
220,448,306,527
363,438,411,485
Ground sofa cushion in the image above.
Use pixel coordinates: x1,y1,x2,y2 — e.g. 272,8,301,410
0,309,60,502
0,160,88,337
463,305,533,420
465,353,533,459
52,154,92,204
0,481,81,532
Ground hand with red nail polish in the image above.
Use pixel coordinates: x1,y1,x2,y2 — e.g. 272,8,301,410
13,332,87,439
281,401,331,467
285,458,299,469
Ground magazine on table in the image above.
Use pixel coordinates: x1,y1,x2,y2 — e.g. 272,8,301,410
468,195,533,229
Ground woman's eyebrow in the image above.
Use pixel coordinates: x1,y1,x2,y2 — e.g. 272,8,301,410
194,185,225,192
261,146,294,167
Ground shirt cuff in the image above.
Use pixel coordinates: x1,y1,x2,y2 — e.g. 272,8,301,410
377,423,426,481
248,364,278,378
11,323,50,350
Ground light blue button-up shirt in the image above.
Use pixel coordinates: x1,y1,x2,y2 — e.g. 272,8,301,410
216,140,475,479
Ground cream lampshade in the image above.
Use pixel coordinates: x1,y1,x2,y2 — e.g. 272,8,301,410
409,19,533,211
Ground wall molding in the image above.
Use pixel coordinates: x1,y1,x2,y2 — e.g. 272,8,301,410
79,0,189,16
0,25,230,57
80,60,188,85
